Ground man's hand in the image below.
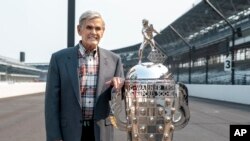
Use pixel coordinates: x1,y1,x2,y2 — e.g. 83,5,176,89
105,77,124,90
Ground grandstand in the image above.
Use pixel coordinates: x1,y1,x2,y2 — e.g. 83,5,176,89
27,63,49,82
112,0,250,85
0,55,45,82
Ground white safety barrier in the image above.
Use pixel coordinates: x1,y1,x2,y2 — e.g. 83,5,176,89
0,82,46,99
1,82,249,105
186,84,250,105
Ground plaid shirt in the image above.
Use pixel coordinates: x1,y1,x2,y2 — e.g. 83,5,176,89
78,43,99,120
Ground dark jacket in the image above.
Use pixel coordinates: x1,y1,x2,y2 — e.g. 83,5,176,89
45,45,124,141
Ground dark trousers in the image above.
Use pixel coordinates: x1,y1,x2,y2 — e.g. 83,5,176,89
81,120,95,141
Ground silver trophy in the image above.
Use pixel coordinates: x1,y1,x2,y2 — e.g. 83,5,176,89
109,20,190,141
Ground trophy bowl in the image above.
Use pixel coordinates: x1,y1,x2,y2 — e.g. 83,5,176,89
110,62,190,141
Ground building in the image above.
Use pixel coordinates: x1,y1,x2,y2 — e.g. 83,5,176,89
0,55,44,82
113,0,250,85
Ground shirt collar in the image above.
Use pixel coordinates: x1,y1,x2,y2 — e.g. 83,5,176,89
78,41,98,57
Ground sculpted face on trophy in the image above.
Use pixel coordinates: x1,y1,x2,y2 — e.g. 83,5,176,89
109,19,190,141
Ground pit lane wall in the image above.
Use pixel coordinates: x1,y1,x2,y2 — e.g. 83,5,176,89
0,82,249,105
0,82,46,99
186,84,250,105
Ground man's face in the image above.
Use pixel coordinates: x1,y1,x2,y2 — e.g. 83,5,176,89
77,18,105,50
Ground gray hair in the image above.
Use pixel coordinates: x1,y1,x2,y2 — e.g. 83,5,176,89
79,10,105,27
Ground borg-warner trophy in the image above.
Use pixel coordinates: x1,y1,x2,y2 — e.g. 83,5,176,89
109,19,190,141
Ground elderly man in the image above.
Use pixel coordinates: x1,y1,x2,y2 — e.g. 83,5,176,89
45,10,124,141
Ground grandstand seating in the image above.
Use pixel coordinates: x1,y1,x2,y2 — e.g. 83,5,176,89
0,55,44,82
112,0,250,85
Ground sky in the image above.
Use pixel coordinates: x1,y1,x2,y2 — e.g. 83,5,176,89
0,0,201,63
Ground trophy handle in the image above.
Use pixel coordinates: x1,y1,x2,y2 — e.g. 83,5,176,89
109,88,128,131
173,83,190,130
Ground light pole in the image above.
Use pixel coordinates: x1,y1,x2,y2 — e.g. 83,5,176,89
67,0,75,47
169,25,194,84
203,0,236,85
